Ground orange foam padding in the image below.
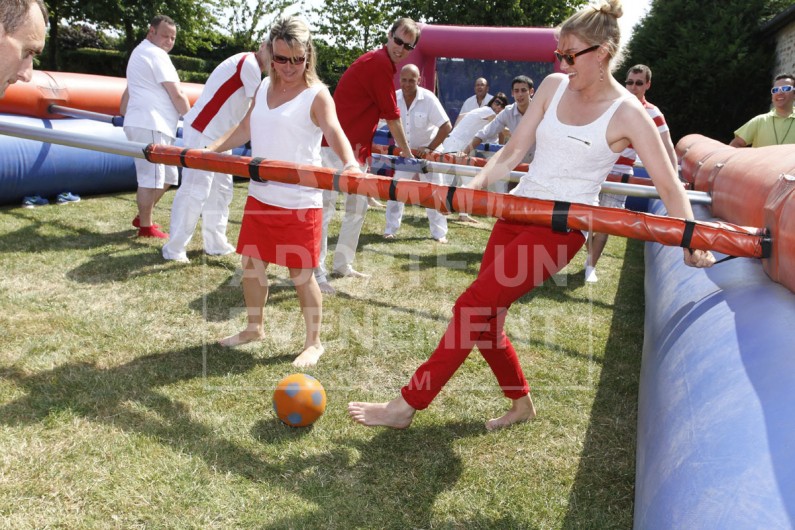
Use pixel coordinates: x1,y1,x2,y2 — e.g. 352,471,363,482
145,144,768,259
0,71,203,118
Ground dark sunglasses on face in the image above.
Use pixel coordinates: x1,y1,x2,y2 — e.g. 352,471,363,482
625,80,645,87
554,44,600,66
771,85,794,95
272,54,306,65
392,35,416,51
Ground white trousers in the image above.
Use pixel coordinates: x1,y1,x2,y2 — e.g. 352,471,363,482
315,147,367,283
162,128,235,260
384,170,448,240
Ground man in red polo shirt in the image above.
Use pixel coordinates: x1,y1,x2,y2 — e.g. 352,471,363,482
316,17,418,295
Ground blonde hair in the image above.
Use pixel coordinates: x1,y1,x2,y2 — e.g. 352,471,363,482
266,16,321,87
559,0,623,60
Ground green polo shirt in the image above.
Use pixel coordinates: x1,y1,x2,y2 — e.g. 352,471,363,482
734,109,795,147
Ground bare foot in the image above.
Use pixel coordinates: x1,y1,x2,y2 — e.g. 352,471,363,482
318,281,336,295
293,344,325,368
485,395,537,431
348,395,416,428
218,328,265,347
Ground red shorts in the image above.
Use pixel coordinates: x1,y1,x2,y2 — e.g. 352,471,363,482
236,196,321,269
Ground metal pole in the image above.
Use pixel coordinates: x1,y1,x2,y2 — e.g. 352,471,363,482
0,119,145,158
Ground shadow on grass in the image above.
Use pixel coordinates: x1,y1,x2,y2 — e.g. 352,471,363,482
0,342,478,528
561,239,646,529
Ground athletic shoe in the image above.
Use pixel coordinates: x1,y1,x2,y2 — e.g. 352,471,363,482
132,215,160,229
137,226,168,239
56,192,81,204
21,196,49,208
584,266,598,283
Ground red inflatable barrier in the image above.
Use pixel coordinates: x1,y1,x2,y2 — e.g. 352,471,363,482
677,134,795,291
0,71,204,119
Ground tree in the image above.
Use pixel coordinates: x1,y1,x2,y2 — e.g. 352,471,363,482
619,0,791,143
395,0,586,27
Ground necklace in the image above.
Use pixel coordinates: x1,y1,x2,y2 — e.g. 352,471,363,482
773,115,795,145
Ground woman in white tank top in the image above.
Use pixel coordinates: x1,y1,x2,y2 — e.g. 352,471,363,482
348,0,715,431
208,16,360,368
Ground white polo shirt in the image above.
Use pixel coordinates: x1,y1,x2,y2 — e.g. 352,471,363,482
396,86,450,150
183,52,262,140
124,39,182,138
459,92,493,116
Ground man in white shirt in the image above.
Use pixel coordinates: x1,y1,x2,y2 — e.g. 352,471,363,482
120,15,191,238
162,46,266,262
383,64,452,242
456,77,491,124
0,0,46,99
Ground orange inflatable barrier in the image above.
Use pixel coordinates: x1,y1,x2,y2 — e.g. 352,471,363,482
145,144,768,259
677,134,795,291
0,71,204,119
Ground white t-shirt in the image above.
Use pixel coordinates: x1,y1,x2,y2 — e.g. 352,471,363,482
459,92,493,116
124,39,182,137
396,86,450,150
445,106,497,151
183,52,262,140
248,77,325,209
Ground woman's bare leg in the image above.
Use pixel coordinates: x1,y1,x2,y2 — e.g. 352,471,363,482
219,255,269,346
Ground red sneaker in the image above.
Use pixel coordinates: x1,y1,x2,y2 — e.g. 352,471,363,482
137,226,168,239
132,216,160,229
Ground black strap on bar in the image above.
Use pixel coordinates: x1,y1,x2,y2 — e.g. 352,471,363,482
714,254,739,265
179,148,191,169
388,145,397,156
680,219,696,249
419,159,429,174
621,173,631,183
551,201,572,233
389,177,398,201
445,185,457,213
332,169,344,192
142,143,155,162
249,157,266,181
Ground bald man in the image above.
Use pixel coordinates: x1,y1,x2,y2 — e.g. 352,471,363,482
0,0,47,99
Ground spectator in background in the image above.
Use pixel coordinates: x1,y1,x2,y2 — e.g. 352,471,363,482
729,73,795,148
162,45,267,262
456,77,492,124
383,64,452,242
445,92,509,223
120,15,191,238
0,0,46,99
315,17,418,295
585,63,677,283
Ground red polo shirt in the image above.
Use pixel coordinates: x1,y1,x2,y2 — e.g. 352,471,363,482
323,46,400,163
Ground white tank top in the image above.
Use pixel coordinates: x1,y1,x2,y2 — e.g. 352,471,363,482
512,76,632,205
248,77,325,209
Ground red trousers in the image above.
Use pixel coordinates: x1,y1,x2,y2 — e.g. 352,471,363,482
401,219,586,410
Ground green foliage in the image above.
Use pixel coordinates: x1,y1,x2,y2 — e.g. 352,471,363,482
61,48,127,77
619,0,789,143
396,0,587,27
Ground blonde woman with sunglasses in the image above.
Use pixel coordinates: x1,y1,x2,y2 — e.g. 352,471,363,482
208,16,359,368
349,0,715,431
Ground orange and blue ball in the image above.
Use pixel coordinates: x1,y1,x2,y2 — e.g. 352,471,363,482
272,373,327,427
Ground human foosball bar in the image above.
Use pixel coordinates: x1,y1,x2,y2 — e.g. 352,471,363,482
145,144,768,259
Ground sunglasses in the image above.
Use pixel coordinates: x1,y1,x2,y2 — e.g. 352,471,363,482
392,35,416,51
554,44,600,66
272,54,306,65
625,80,645,87
771,85,794,94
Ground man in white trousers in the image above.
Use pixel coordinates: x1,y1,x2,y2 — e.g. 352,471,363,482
383,64,452,242
162,45,266,262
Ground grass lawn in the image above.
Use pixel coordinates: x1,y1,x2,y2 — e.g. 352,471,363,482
0,183,645,529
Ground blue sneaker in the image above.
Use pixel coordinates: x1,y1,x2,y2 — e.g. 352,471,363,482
22,196,49,208
56,192,81,204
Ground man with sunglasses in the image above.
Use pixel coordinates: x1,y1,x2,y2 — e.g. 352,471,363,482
585,63,677,283
730,73,795,148
316,17,419,295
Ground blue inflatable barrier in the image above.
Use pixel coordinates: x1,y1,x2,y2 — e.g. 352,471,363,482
635,199,795,529
0,114,136,205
